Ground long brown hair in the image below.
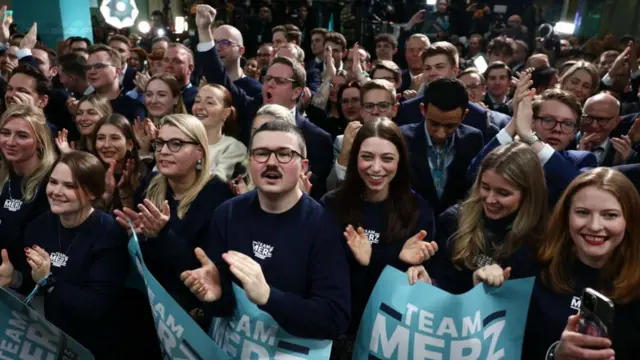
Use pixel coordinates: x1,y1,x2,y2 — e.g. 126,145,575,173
539,168,640,303
334,118,418,243
451,143,548,270
145,73,187,118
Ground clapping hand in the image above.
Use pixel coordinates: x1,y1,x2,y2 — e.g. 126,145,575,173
398,230,438,265
137,199,170,238
222,251,270,305
344,225,372,266
181,248,223,302
322,45,337,81
472,264,511,287
229,175,249,196
612,135,633,165
0,249,16,287
25,245,50,284
55,129,75,154
114,207,143,237
406,265,432,285
578,132,599,152
19,23,37,50
299,171,313,194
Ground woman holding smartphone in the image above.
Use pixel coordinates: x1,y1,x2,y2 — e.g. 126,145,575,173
521,167,640,360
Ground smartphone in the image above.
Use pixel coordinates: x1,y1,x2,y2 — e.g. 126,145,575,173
578,288,615,338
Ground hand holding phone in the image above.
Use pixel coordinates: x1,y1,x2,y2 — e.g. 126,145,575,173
578,288,614,338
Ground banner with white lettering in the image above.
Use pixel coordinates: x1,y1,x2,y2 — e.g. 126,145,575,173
209,284,333,359
353,266,535,360
127,235,231,360
0,287,94,360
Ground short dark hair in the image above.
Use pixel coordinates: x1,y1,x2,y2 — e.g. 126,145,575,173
458,67,485,84
422,77,468,112
375,33,398,49
34,44,57,66
58,53,88,78
250,119,307,158
310,28,328,38
55,151,106,200
487,36,515,57
108,34,131,47
324,31,347,51
531,66,559,92
88,44,122,68
421,42,459,68
270,57,306,88
68,36,92,48
8,64,52,96
272,24,302,44
152,36,170,45
484,61,512,79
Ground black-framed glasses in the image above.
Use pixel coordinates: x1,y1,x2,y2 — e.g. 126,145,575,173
363,101,392,112
250,147,304,164
153,138,199,153
581,115,616,127
215,39,238,49
534,116,577,134
263,75,296,86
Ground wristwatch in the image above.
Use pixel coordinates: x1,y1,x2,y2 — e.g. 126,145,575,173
521,132,541,146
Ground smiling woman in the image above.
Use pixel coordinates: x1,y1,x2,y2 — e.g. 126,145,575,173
144,73,187,124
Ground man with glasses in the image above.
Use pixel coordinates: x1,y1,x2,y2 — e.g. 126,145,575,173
578,93,638,166
457,68,508,131
86,44,144,122
213,24,262,96
469,89,597,205
195,4,332,199
182,120,350,340
327,79,400,190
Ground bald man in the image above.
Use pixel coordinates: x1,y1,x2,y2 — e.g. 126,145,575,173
578,93,629,166
525,54,550,70
213,24,262,96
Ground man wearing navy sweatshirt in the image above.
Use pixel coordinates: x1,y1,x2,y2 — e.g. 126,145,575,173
182,119,351,340
194,4,333,199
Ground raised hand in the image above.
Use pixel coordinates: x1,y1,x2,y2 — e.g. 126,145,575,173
133,117,156,154
196,4,216,30
222,251,270,305
299,171,313,194
102,161,117,203
0,6,10,44
117,158,134,196
344,225,372,266
472,264,511,287
406,265,432,285
134,72,150,93
181,248,223,302
626,115,640,144
26,245,50,284
407,10,426,28
578,132,599,152
19,23,37,50
554,315,614,360
114,207,143,236
322,45,337,81
0,249,16,287
612,135,633,164
55,129,74,154
337,121,363,166
66,97,79,115
137,199,170,238
399,230,438,265
229,175,249,196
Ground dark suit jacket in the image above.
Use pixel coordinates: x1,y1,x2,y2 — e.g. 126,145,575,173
468,136,598,206
396,97,491,140
121,65,137,93
306,66,322,93
614,163,640,194
483,94,513,117
197,44,333,199
401,122,484,215
400,70,412,93
182,85,198,114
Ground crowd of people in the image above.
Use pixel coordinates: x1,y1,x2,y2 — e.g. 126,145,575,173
0,0,639,359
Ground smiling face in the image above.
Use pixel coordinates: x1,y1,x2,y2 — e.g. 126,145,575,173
47,162,92,216
192,86,230,130
0,116,38,164
144,79,177,119
75,101,103,136
479,169,522,220
155,125,202,178
340,87,362,122
569,186,626,268
5,73,47,108
249,130,306,196
563,69,594,104
95,124,131,165
357,136,399,201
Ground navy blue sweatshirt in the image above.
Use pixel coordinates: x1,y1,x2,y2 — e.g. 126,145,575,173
523,260,640,360
320,190,435,335
23,210,130,357
203,190,351,339
136,175,233,315
0,174,49,278
430,205,537,294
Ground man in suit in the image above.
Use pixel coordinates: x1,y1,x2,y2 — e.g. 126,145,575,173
107,35,136,93
457,68,511,129
483,62,512,116
402,78,484,215
577,93,638,166
614,163,640,194
212,24,262,97
305,28,327,73
469,89,597,206
163,43,198,113
195,4,332,200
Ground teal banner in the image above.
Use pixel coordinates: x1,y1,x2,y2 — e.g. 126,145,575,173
0,287,94,359
353,266,535,359
210,284,333,359
127,234,231,360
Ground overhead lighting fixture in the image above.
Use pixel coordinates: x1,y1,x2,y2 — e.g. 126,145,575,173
554,21,575,35
174,16,185,34
426,0,437,5
100,0,139,29
138,21,150,34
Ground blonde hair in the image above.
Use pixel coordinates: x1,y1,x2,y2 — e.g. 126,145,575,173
0,105,57,202
451,143,548,269
560,60,600,97
255,104,296,126
144,114,212,219
76,94,112,150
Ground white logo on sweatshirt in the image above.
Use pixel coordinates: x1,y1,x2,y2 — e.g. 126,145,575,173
570,296,581,311
252,241,274,260
364,229,380,244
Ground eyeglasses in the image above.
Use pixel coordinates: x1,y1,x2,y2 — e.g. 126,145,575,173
581,115,615,127
153,138,199,153
263,75,296,86
215,39,238,49
85,63,114,71
250,147,304,164
534,116,577,134
363,101,392,112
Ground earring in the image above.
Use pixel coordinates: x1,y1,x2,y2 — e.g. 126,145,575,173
195,159,203,171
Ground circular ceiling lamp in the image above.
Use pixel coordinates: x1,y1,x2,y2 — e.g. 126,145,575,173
100,0,139,29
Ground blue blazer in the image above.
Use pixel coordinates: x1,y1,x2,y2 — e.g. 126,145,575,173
401,122,484,215
396,96,491,139
122,65,137,93
468,137,598,205
197,45,333,199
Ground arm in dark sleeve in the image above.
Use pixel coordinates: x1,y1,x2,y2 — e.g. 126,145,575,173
543,151,597,198
306,67,322,93
16,49,38,68
44,226,129,321
467,136,503,184
259,213,351,339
